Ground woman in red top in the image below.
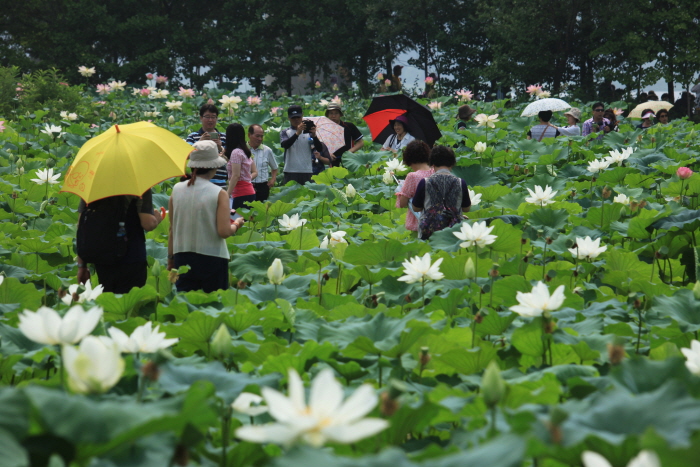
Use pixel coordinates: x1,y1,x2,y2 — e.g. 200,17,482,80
395,140,434,232
225,123,258,209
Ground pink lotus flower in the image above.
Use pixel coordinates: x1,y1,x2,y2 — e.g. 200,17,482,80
96,101,106,105
428,101,442,110
456,89,473,102
332,83,339,91
0,121,5,132
178,87,195,98
155,76,168,84
425,76,434,85
140,88,151,97
15,87,22,92
677,167,693,180
247,95,262,106
331,95,343,105
270,106,283,115
146,73,154,79
526,84,542,95
96,84,111,95
207,98,214,105
315,80,321,88
384,79,392,86
377,73,384,81
612,108,624,116
90,123,98,128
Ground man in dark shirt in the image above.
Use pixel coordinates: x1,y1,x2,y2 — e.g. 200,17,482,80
324,103,363,167
186,104,228,188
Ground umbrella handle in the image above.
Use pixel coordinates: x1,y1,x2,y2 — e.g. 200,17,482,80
160,206,167,220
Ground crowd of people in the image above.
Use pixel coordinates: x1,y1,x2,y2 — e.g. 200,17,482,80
75,88,694,295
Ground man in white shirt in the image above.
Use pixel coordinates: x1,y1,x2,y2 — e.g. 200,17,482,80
248,124,278,201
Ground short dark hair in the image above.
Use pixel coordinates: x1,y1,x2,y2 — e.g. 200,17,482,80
402,140,431,166
592,102,604,110
248,124,262,134
429,145,457,168
657,109,669,117
199,104,219,117
538,110,553,122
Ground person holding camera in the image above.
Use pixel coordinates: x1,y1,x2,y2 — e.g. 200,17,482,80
186,104,228,188
280,105,323,185
581,102,611,139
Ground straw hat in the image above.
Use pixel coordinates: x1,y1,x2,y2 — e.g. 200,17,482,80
564,107,581,122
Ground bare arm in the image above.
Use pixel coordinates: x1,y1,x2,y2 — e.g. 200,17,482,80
227,163,242,197
268,168,278,187
398,194,409,208
250,159,258,181
167,197,174,270
139,209,162,232
350,139,364,152
216,190,243,238
462,206,471,213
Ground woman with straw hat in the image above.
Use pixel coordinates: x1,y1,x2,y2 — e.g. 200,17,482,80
168,140,245,293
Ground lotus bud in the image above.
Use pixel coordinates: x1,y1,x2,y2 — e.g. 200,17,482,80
482,360,506,408
151,261,162,277
46,158,56,168
267,258,285,285
40,200,48,212
677,167,693,180
16,159,23,168
21,222,28,229
345,183,356,199
464,257,476,279
693,281,700,300
211,324,233,358
168,115,175,125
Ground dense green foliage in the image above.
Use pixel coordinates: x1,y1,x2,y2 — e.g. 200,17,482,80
2,79,700,466
2,0,699,99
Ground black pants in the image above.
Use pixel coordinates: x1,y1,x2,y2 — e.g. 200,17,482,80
233,194,255,209
253,182,270,201
95,262,147,294
282,172,313,185
174,252,229,293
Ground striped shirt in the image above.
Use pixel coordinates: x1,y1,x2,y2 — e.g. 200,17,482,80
527,124,560,140
250,144,279,183
185,128,228,188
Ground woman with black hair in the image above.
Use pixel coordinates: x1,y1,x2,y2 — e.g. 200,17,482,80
656,109,670,125
527,110,560,140
412,146,471,240
381,115,415,155
225,123,257,209
637,109,655,129
395,140,434,233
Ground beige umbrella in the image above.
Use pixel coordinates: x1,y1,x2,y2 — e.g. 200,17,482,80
628,101,674,119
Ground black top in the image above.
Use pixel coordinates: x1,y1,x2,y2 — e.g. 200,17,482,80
412,177,471,209
334,121,364,158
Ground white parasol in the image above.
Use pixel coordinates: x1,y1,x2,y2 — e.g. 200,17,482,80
521,98,571,117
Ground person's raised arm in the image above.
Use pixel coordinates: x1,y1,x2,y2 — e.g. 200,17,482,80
216,190,244,238
280,129,298,149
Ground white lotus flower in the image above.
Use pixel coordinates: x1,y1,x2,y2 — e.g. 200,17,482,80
30,167,61,185
235,369,388,446
219,94,242,110
232,392,269,416
613,193,630,205
345,184,356,199
132,87,141,96
525,185,557,206
150,89,170,99
587,159,610,174
107,321,178,354
61,279,104,305
474,142,487,153
60,111,78,121
18,305,103,346
165,101,183,111
468,189,481,206
143,111,161,117
582,450,660,467
428,101,442,110
536,90,551,99
606,147,633,166
453,221,497,249
568,236,607,261
78,66,96,77
41,124,64,138
509,281,565,317
398,253,444,284
320,231,348,249
108,80,126,92
62,336,124,394
474,113,499,128
278,213,307,231
267,258,285,285
382,169,394,184
385,158,408,173
681,339,700,375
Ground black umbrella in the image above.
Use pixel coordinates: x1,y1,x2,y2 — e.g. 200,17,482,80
363,94,443,147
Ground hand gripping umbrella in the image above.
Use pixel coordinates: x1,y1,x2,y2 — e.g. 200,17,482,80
61,121,193,203
363,94,442,147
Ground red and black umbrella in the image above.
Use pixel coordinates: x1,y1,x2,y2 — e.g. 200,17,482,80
363,94,442,147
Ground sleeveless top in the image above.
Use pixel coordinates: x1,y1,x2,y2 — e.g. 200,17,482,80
171,180,230,259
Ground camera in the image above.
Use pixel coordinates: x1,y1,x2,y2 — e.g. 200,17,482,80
302,120,315,132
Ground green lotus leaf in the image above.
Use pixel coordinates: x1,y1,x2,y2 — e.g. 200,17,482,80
229,246,298,282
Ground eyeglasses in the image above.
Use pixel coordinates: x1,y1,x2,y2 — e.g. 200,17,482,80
593,108,604,112
202,115,218,119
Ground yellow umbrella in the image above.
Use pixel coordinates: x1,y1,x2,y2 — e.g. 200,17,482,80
628,101,674,119
61,121,193,203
